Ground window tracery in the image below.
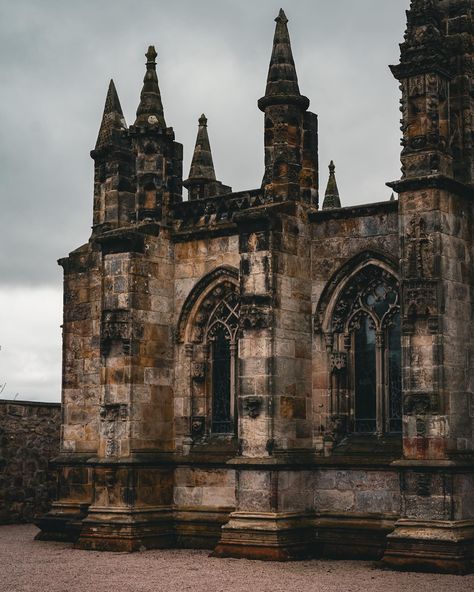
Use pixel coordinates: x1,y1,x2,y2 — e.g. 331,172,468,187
183,276,240,440
328,264,402,436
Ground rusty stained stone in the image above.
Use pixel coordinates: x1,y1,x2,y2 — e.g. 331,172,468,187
26,3,474,573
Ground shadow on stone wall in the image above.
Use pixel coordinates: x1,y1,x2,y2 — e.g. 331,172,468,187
0,400,60,524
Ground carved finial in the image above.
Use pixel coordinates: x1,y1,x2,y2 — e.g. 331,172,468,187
276,8,288,24
322,160,341,210
135,45,166,127
185,114,217,184
146,45,157,64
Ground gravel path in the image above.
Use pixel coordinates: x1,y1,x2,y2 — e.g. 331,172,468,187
0,524,473,592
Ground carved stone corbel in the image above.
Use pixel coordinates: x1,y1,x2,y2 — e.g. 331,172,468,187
242,397,263,419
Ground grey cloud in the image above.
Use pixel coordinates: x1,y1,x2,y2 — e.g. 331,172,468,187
0,0,410,287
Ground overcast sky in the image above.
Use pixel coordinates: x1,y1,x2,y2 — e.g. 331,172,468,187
0,0,410,402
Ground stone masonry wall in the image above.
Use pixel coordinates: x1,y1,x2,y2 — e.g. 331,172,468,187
0,400,60,524
311,202,399,449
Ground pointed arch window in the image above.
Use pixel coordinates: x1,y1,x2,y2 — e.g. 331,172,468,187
206,291,240,434
329,265,402,435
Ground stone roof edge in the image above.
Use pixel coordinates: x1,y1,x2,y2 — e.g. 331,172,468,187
309,199,398,223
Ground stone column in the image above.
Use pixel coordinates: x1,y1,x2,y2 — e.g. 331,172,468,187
383,8,474,568
214,202,315,560
75,227,175,551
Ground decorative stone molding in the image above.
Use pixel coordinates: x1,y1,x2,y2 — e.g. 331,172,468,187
330,352,347,373
314,251,399,334
176,266,239,343
191,362,206,382
331,265,400,334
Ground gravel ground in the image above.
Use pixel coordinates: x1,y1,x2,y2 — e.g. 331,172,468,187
0,524,473,592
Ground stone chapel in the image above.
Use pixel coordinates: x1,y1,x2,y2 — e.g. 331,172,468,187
37,1,474,573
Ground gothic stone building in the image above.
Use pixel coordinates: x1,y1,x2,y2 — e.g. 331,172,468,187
37,2,474,573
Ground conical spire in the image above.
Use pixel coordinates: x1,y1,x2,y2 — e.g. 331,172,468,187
258,9,309,110
322,161,341,210
135,45,166,127
187,114,216,181
95,79,127,150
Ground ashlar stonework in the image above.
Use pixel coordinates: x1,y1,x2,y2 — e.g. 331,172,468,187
36,3,474,573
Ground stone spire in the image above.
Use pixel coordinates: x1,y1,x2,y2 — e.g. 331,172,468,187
187,114,217,182
183,114,231,200
258,9,309,111
322,161,341,209
94,79,127,150
134,45,166,127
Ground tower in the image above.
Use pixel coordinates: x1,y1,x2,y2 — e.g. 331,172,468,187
131,46,183,222
382,0,474,573
258,9,319,206
91,80,134,232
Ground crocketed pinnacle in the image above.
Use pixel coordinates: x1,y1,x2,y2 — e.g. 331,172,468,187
135,46,166,127
186,114,217,181
258,9,309,110
322,161,341,210
95,79,127,150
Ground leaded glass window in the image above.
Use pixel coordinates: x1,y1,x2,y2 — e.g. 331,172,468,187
330,264,402,436
205,289,239,435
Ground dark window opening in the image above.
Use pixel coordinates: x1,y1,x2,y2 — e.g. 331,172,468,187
354,316,377,434
211,325,232,434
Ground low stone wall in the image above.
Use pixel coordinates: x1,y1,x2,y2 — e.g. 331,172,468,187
0,400,61,524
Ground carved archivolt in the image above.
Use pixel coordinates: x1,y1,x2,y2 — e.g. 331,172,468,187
331,265,400,334
314,252,400,334
177,266,240,344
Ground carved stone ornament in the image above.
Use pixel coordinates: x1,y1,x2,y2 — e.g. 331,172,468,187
192,283,240,344
240,304,273,331
243,397,263,419
403,279,438,319
207,292,240,342
100,404,128,458
405,215,434,278
191,362,206,382
191,416,205,438
331,265,400,334
330,352,347,373
176,266,239,344
101,309,133,356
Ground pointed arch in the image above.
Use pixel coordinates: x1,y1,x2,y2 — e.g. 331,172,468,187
176,265,239,344
314,250,401,436
314,250,399,334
